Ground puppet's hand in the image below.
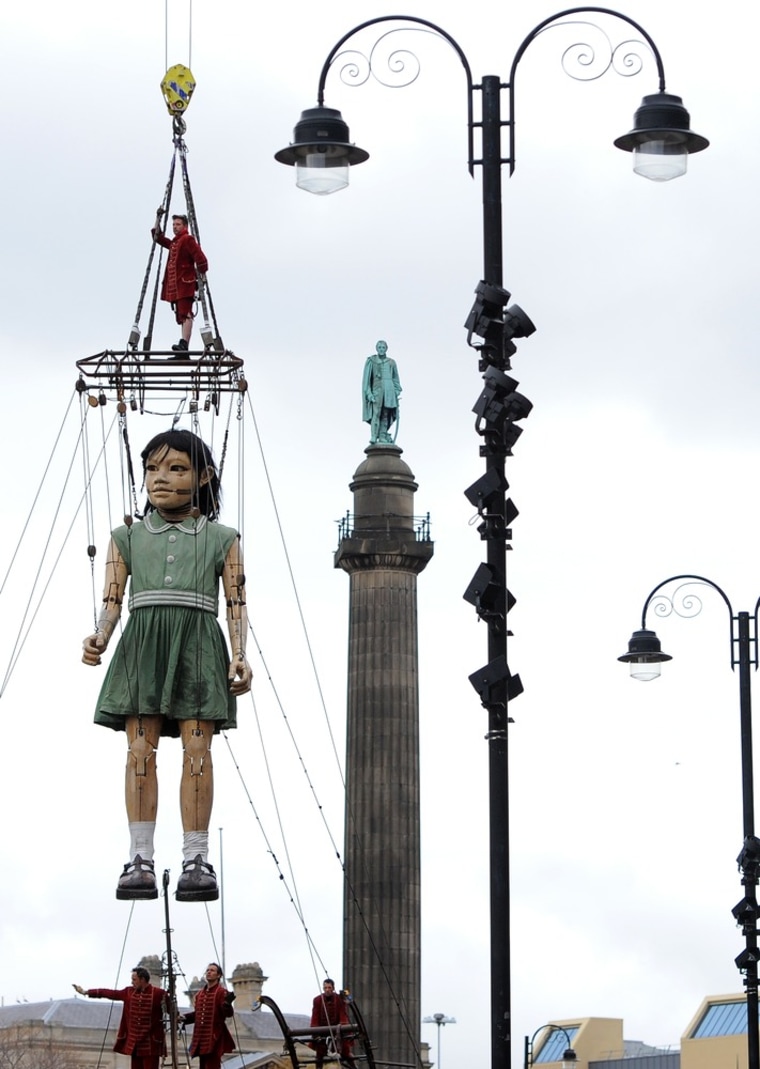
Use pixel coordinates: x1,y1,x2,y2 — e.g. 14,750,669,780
228,655,252,696
82,632,108,666
72,984,87,996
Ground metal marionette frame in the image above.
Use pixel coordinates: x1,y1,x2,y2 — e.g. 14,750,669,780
259,994,377,1069
76,64,247,411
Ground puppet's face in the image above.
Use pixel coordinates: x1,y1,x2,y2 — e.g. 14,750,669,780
145,448,207,512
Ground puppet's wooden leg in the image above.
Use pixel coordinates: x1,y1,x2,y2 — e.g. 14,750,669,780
116,716,162,901
176,720,218,902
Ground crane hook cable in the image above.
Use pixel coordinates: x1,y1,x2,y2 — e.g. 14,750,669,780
0,402,119,698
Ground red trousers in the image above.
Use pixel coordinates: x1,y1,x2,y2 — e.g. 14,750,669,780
172,297,195,323
129,1057,160,1069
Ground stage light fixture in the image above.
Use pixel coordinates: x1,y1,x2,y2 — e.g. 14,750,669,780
463,563,502,612
464,281,511,343
464,469,509,511
468,655,524,705
473,367,533,429
732,897,759,928
738,836,760,878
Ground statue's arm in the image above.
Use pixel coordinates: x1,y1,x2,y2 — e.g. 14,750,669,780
362,356,374,399
362,357,375,421
392,360,402,398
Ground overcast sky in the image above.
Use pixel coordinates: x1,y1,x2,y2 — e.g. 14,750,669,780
1,1,759,1066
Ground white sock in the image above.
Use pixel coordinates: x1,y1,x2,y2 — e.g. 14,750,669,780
183,831,209,862
129,822,156,861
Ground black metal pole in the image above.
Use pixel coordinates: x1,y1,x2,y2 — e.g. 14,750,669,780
480,73,511,1069
162,869,180,1069
481,75,504,287
635,581,759,1069
737,611,760,1069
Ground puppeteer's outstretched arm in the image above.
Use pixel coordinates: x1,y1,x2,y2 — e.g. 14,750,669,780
82,538,128,666
223,537,252,696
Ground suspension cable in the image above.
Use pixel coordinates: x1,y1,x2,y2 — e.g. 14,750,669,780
0,390,78,601
0,406,119,697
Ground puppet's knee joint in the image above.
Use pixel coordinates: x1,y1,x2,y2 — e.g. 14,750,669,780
128,731,156,778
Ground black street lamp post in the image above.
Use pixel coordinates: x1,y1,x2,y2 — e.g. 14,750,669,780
619,576,760,1069
278,14,707,1069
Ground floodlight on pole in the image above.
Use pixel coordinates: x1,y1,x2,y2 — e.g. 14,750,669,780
423,1013,456,1069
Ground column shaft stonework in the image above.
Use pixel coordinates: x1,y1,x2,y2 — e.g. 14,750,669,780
335,446,433,1069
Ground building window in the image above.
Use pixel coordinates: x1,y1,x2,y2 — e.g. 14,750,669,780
692,1001,751,1038
535,1027,580,1062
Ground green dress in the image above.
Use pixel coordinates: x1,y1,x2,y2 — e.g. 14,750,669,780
94,512,239,736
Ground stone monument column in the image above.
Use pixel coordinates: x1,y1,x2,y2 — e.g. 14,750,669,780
335,443,433,1069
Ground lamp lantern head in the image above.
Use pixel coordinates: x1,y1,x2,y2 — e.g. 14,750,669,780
275,106,369,195
614,92,709,182
618,628,672,680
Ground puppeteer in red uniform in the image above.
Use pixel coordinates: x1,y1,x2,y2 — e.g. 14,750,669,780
151,211,208,353
73,967,166,1069
310,979,355,1068
182,962,235,1069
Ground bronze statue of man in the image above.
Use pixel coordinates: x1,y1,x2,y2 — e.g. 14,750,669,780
362,340,401,445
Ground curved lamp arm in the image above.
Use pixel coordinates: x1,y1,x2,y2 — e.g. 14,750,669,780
619,574,756,680
315,15,475,175
526,1023,577,1068
506,6,666,176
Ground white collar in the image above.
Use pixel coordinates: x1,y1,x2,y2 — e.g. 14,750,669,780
144,512,208,535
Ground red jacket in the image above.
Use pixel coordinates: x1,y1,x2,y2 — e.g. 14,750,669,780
185,982,235,1057
311,991,350,1028
310,992,353,1058
152,227,208,303
88,985,166,1056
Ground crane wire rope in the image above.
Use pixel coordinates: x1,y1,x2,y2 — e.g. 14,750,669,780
244,390,345,783
84,885,210,1069
0,388,421,1057
0,390,78,601
80,395,97,609
220,719,331,984
177,131,219,344
0,402,119,698
162,0,193,77
133,153,175,354
2,123,415,1043
86,901,137,1069
241,388,426,1060
223,672,424,1065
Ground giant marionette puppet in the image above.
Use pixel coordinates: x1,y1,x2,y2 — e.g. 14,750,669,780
82,429,251,902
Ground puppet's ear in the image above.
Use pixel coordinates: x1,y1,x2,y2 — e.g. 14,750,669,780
199,466,213,487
